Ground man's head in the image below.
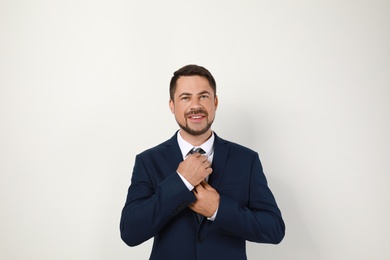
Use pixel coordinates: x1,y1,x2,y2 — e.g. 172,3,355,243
169,64,216,101
169,65,218,139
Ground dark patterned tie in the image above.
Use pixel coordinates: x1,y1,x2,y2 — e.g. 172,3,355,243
188,147,206,222
188,147,205,156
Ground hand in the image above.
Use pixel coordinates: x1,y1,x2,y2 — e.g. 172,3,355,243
189,181,220,218
177,153,212,186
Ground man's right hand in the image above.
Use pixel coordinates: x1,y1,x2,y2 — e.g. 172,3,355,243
177,153,212,187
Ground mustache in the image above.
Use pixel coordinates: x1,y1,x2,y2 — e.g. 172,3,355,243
185,109,208,117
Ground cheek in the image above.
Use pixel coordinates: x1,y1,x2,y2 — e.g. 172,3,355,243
209,110,216,119
170,103,185,115
178,104,191,114
174,107,186,118
208,104,217,115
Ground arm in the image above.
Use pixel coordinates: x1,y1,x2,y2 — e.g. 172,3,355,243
213,153,285,244
120,154,196,247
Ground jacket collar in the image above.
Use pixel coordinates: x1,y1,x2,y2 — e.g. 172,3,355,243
209,132,230,189
164,131,230,189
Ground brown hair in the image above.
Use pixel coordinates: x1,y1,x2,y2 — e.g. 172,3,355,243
169,64,216,101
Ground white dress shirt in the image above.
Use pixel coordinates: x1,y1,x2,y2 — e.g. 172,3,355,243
176,131,218,221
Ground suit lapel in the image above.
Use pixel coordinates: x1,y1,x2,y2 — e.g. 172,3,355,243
163,132,184,174
197,134,230,237
163,132,231,187
163,132,230,226
208,133,230,189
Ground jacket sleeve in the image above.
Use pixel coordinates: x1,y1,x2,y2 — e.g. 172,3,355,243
120,154,196,246
213,153,285,244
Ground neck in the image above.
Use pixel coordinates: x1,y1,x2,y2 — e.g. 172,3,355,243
179,129,212,146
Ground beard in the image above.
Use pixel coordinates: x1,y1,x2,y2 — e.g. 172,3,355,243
177,109,214,136
178,119,214,136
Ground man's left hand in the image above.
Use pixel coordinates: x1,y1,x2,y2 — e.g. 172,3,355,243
189,181,220,218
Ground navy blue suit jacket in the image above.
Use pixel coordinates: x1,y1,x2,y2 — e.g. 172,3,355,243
120,132,285,260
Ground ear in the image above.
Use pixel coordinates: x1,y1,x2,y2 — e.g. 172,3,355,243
169,99,175,114
214,95,218,111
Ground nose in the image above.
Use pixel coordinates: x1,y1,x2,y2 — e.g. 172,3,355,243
189,99,202,109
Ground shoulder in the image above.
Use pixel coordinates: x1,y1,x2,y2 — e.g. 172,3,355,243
138,139,170,156
137,133,177,158
215,133,258,156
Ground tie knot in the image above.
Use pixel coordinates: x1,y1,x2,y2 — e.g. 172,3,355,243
189,147,205,155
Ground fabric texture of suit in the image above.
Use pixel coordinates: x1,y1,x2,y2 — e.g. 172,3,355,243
120,132,285,260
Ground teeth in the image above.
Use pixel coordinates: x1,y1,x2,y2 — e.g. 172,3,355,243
192,116,201,119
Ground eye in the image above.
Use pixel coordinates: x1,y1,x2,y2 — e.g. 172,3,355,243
181,96,189,101
200,95,209,99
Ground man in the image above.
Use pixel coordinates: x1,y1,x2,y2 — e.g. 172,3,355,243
120,64,285,260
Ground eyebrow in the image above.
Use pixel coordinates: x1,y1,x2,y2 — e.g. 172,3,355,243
198,91,211,96
178,91,211,98
178,92,192,98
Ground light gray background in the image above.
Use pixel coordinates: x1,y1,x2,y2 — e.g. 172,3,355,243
1,1,389,259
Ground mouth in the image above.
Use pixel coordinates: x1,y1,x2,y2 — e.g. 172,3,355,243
189,115,204,119
186,110,207,123
187,114,205,121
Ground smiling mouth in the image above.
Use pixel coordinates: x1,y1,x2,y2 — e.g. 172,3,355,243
189,115,204,119
186,109,208,118
187,113,207,123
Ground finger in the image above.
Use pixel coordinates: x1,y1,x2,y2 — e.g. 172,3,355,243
186,153,201,159
202,159,211,166
196,183,205,191
198,154,207,161
195,153,204,158
199,180,208,187
188,204,199,213
205,164,212,170
202,181,213,190
200,180,208,186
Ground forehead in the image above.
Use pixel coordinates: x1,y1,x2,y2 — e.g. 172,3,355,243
174,76,213,96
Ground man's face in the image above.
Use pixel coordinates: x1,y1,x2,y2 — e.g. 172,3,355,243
169,76,218,137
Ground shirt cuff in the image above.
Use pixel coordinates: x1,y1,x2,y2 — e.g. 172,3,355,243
177,172,194,191
207,207,218,221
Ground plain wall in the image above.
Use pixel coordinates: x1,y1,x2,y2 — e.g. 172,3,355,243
1,0,389,259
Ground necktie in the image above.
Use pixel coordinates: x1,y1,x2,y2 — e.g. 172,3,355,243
188,147,208,182
188,147,205,155
188,147,206,222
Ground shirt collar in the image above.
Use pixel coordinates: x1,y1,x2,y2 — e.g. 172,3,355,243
177,131,215,159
